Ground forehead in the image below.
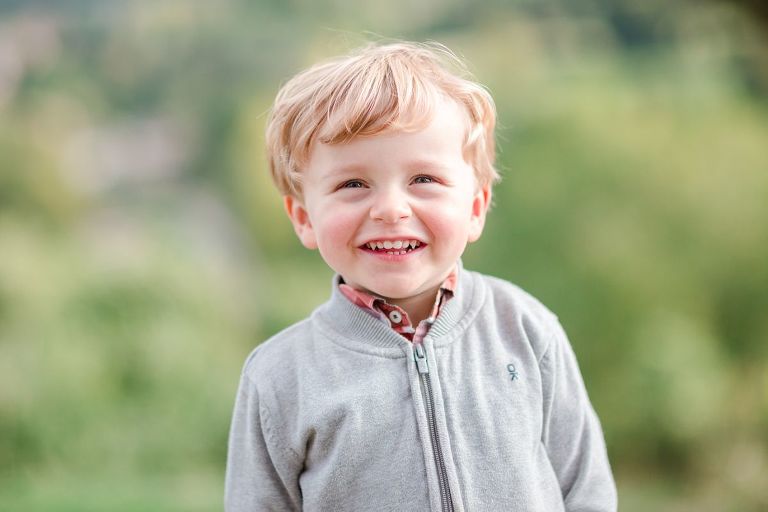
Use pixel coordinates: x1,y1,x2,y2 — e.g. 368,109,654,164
307,99,470,173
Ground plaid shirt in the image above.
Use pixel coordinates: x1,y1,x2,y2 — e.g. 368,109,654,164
339,267,457,344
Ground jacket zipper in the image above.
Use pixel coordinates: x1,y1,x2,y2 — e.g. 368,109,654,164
414,342,454,512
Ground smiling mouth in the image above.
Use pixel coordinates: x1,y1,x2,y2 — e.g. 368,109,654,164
362,239,423,255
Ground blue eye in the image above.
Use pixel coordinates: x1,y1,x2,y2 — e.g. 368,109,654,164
340,180,365,189
412,175,435,184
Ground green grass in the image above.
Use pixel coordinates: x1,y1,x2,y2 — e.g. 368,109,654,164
1,471,223,512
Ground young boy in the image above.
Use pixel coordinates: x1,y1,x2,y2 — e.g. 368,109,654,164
225,42,617,511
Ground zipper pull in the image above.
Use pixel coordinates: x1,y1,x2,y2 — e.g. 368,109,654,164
414,342,429,374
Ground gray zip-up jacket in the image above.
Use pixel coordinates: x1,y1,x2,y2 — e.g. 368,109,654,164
225,268,617,511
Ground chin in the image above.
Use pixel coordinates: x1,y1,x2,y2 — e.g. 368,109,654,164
372,283,428,301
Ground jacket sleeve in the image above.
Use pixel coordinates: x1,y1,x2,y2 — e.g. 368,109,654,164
539,320,618,512
224,371,302,512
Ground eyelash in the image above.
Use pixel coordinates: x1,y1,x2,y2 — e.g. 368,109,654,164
412,175,435,184
339,180,366,189
336,175,437,190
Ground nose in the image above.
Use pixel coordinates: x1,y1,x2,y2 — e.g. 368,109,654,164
369,188,411,223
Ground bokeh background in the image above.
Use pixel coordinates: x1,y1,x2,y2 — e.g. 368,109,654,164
1,0,767,510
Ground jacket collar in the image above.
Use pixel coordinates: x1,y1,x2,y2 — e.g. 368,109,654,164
312,260,485,356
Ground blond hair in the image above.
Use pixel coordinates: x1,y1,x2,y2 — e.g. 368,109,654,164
266,41,499,198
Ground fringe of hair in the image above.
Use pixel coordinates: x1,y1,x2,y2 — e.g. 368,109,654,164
266,41,498,198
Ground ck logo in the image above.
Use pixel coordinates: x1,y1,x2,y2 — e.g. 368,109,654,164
507,363,519,381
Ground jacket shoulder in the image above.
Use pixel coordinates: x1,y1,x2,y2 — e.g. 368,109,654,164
470,271,561,359
240,317,314,388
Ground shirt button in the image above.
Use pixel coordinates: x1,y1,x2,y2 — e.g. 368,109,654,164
388,310,402,324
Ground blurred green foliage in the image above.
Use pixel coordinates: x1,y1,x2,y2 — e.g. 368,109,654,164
1,0,767,510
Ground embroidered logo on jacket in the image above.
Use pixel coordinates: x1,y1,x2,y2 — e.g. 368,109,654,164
506,363,519,381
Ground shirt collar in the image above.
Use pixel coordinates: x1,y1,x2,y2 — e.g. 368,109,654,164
339,264,458,326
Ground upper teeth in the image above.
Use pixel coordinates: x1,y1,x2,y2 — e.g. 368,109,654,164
366,240,420,250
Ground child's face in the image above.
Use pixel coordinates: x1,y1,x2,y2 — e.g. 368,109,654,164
285,99,490,310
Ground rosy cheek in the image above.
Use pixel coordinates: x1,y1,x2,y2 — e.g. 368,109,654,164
424,213,457,236
317,209,359,245
429,205,473,237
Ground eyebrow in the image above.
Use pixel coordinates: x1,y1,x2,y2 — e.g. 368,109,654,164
322,159,449,178
406,160,450,172
320,163,368,179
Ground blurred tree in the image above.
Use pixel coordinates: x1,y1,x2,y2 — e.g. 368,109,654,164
1,0,767,510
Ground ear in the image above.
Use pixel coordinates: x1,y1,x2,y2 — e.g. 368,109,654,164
468,184,491,243
284,195,318,249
